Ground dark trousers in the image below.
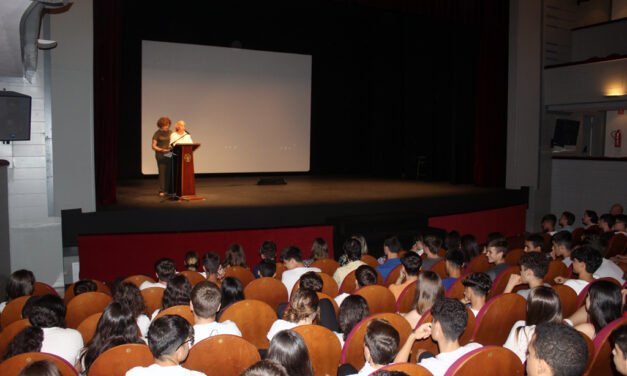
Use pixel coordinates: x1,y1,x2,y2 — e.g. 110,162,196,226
155,152,171,193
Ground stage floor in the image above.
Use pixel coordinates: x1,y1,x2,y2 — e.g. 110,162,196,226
62,176,528,247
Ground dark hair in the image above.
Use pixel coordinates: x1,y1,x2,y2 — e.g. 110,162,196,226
462,272,492,297
531,323,587,376
343,238,362,262
616,214,627,226
571,245,603,274
431,298,467,341
202,252,221,275
400,252,422,276
541,214,557,226
27,295,66,328
423,234,442,256
600,213,616,228
444,249,465,269
584,210,598,224
225,243,247,268
486,239,508,255
154,258,176,283
552,231,573,250
561,211,575,226
338,295,369,340
486,232,505,243
525,286,562,326
17,360,61,376
383,236,402,254
364,319,400,365
241,360,289,376
266,331,314,376
587,281,622,334
355,265,378,287
520,252,549,279
156,116,171,128
161,274,192,310
412,271,444,315
147,315,193,359
113,282,146,319
220,277,245,310
525,233,544,250
258,260,277,278
6,270,35,300
445,231,461,251
3,326,44,360
284,289,319,323
191,281,221,319
80,302,143,372
184,251,199,271
460,234,480,262
311,237,329,260
299,272,323,292
372,371,409,376
73,279,97,296
612,325,627,360
281,246,303,263
351,234,369,255
259,241,277,261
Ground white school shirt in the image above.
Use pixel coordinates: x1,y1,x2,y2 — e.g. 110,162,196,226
266,319,298,341
503,320,534,362
40,327,84,366
139,281,166,290
126,364,205,376
281,266,321,298
419,342,483,376
193,321,242,344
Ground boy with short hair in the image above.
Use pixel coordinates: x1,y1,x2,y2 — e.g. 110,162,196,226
281,246,320,298
524,233,544,253
140,258,176,290
376,236,403,281
485,239,509,281
526,323,587,376
554,245,602,295
541,214,557,235
389,251,422,300
350,319,400,376
421,234,443,271
190,281,241,344
551,231,574,267
253,241,277,278
461,272,491,316
559,211,576,233
503,252,549,299
612,324,627,375
441,249,464,290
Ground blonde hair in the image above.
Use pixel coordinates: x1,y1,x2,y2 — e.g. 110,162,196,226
413,271,445,315
284,289,319,324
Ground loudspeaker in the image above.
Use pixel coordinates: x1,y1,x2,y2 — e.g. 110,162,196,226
0,91,31,141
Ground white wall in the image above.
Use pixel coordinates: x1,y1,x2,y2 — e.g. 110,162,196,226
605,110,627,157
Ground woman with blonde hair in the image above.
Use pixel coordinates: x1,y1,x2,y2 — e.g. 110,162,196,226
402,271,445,328
266,289,319,340
224,243,248,269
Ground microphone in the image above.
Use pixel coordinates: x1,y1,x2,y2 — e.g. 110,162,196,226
185,130,191,135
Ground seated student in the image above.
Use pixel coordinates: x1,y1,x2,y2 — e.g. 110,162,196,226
17,360,61,376
444,231,461,252
126,315,205,376
485,239,510,281
524,233,545,253
73,279,97,296
568,280,622,340
305,237,329,267
550,231,574,267
600,213,616,233
216,277,244,320
504,252,550,299
612,324,627,376
503,286,563,362
421,234,444,271
409,233,426,256
333,238,366,286
554,245,602,296
152,274,192,319
200,252,222,285
113,282,151,337
183,251,199,272
336,295,369,347
25,295,83,365
291,272,339,331
442,249,465,290
339,234,369,266
223,243,248,269
267,289,319,341
541,214,558,236
140,258,176,290
280,246,320,298
257,259,277,278
190,281,241,344
611,203,625,216
0,269,35,313
335,264,378,307
266,330,314,376
615,214,627,235
3,326,44,360
461,272,491,317
389,251,422,300
584,237,625,283
460,234,480,263
558,211,576,233
349,319,400,376
241,360,289,376
582,209,598,229
396,298,482,376
253,241,277,278
403,271,444,328
376,236,404,281
526,323,587,376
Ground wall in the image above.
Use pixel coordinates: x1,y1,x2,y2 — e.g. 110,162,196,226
551,158,627,220
612,0,627,19
605,110,627,157
571,20,627,61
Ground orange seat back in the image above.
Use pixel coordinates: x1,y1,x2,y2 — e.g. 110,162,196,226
223,266,255,287
465,254,491,274
553,284,578,318
64,280,111,305
219,299,277,349
0,352,78,376
361,255,379,269
293,325,342,376
140,287,165,316
244,277,288,310
77,312,103,344
311,258,340,276
443,346,523,376
184,335,260,376
378,363,432,375
544,260,570,284
585,316,627,375
396,281,417,313
446,278,465,300
178,271,206,287
154,305,195,325
354,285,396,314
607,234,627,258
488,266,520,299
0,318,30,356
385,265,403,286
1,296,31,329
88,344,153,376
505,248,524,266
66,292,112,329
429,259,448,279
122,275,156,288
472,293,526,346
32,281,59,296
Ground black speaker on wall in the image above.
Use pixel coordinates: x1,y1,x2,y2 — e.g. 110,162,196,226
0,91,32,141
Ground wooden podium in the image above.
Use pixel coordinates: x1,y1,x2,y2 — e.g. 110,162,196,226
172,143,203,200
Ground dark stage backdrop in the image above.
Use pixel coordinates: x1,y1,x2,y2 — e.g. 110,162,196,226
94,0,508,206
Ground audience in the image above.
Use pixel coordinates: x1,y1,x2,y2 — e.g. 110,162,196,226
152,274,192,319
140,258,176,290
280,246,321,298
335,264,378,306
350,319,400,376
524,233,544,253
388,251,422,300
337,295,370,347
376,236,403,281
541,214,557,236
582,209,598,228
461,272,491,316
554,245,602,295
397,298,481,376
558,211,576,233
441,249,464,290
265,330,314,376
217,277,245,319
503,286,562,362
550,231,574,267
526,323,587,376
126,315,204,375
459,234,480,263
224,243,247,269
421,234,443,271
201,252,222,285
0,269,35,313
403,271,444,328
267,289,319,341
73,279,97,297
283,271,339,332
253,241,277,278
503,252,549,299
190,281,241,344
485,239,509,281
183,251,199,272
569,280,622,340
612,324,627,375
333,238,366,286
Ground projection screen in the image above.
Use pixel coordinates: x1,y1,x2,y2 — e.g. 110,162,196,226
141,41,312,174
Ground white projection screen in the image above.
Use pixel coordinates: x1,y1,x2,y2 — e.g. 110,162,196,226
141,41,312,174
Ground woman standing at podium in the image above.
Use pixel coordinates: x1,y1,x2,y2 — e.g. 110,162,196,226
170,120,193,145
152,116,172,196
